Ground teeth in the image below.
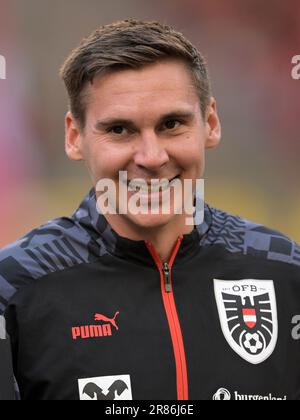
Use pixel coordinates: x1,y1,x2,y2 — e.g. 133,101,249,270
128,178,178,194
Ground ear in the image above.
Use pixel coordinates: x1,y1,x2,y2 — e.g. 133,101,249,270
204,97,221,149
65,111,84,161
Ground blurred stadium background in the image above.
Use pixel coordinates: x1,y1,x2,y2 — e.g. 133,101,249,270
0,0,299,248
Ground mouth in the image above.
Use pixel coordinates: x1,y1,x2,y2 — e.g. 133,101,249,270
127,175,181,194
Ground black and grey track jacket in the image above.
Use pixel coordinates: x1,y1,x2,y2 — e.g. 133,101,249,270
1,189,300,400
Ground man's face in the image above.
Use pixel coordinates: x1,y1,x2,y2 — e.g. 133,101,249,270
66,59,220,231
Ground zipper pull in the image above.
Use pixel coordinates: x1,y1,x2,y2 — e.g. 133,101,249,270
163,262,172,293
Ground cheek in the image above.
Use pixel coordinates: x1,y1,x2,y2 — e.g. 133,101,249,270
85,141,132,181
171,134,205,171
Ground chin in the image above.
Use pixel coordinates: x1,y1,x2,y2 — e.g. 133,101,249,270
126,212,176,230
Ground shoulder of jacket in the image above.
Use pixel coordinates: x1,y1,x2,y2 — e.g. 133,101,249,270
204,205,300,268
0,216,96,312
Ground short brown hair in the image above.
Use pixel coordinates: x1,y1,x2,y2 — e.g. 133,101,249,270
60,19,211,131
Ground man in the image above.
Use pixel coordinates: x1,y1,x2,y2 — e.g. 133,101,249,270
1,20,300,401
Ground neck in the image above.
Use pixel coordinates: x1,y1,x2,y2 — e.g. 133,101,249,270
103,213,194,263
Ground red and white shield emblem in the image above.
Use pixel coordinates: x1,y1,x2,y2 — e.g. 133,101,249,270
214,279,278,365
242,308,257,329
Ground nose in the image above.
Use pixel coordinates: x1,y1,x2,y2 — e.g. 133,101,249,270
133,131,169,172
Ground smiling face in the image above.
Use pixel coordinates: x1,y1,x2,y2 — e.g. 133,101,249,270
65,59,221,237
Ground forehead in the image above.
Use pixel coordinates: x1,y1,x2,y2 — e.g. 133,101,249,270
85,60,200,121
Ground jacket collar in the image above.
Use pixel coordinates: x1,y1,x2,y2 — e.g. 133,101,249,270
74,188,212,267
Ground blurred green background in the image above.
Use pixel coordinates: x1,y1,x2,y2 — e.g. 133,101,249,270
0,0,299,248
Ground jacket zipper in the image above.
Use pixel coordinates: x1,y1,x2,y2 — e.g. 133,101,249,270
162,262,172,293
145,237,189,400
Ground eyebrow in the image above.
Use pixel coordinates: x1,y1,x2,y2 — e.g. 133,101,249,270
93,110,195,132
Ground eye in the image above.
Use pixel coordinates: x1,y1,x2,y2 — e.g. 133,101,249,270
109,126,125,135
164,119,181,130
